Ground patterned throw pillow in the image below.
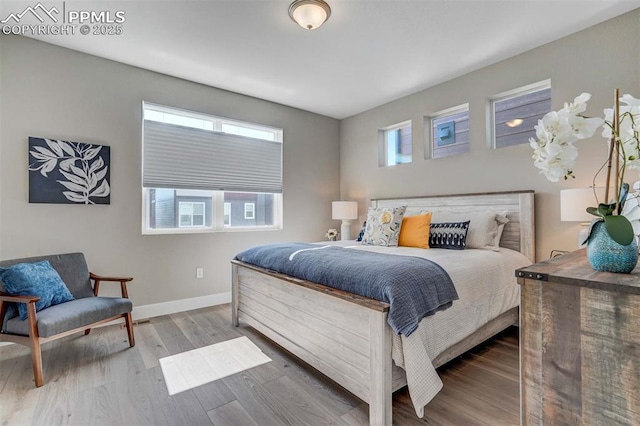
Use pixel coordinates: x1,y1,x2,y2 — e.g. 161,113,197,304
0,260,75,320
429,221,470,250
361,206,407,246
356,221,367,242
430,211,509,250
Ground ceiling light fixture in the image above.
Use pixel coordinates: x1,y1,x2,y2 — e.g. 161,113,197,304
288,0,331,30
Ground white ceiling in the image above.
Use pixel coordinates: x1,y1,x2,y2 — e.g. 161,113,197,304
3,1,639,119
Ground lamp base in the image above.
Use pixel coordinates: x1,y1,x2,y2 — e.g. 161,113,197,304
340,220,351,241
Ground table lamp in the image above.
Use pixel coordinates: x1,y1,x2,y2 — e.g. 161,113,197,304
560,188,607,247
332,201,358,240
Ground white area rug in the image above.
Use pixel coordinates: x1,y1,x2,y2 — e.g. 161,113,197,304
159,336,271,395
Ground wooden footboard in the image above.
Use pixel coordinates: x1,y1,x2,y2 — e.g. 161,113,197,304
232,260,519,425
232,260,393,425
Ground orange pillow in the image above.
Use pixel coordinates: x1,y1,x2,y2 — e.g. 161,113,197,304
398,212,432,249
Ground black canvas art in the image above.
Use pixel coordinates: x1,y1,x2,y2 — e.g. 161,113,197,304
28,137,111,205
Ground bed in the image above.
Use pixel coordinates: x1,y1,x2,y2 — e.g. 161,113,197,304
231,190,535,425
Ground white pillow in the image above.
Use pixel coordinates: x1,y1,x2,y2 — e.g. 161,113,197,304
361,206,407,246
430,210,509,251
493,211,509,248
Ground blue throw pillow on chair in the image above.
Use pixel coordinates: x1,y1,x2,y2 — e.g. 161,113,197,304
0,260,74,320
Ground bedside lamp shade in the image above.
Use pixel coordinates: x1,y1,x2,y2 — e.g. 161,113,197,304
560,188,596,222
332,201,358,240
561,188,610,247
332,201,358,221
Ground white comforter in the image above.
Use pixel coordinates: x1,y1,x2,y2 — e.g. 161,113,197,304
327,241,531,417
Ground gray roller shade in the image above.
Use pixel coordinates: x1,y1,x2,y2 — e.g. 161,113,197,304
143,120,282,193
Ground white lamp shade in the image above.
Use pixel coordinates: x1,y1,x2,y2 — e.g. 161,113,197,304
560,187,612,222
332,201,358,220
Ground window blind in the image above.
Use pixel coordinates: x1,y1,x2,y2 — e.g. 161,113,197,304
143,120,282,193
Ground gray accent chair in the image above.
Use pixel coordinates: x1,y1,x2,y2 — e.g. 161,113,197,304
0,253,134,387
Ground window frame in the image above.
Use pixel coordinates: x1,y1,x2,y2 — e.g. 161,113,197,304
488,80,551,149
178,201,206,228
142,190,283,235
244,202,256,220
141,102,284,235
379,120,412,167
223,202,231,226
143,102,284,142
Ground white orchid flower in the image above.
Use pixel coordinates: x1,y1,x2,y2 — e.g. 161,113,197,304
562,92,591,115
533,139,578,182
529,137,542,151
532,91,640,191
569,115,604,140
541,112,576,144
621,194,640,235
601,102,640,168
620,94,640,107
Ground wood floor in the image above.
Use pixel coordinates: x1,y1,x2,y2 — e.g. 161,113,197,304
0,304,520,425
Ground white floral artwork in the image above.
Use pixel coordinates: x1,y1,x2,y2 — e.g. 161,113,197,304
28,137,111,205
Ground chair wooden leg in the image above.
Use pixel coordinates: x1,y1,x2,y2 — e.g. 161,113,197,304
125,312,135,347
84,329,91,335
31,340,44,387
26,303,43,387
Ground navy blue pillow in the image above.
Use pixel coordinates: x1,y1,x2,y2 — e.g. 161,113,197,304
0,260,74,320
356,221,367,242
429,221,470,250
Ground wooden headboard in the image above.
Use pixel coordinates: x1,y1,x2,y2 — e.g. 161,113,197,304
372,190,535,262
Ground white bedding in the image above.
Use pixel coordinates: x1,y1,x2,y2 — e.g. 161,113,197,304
326,241,531,417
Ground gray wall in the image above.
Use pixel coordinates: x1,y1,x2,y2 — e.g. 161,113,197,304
0,35,340,306
340,10,640,261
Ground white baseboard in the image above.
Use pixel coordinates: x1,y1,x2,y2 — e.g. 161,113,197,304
0,292,232,347
132,292,231,321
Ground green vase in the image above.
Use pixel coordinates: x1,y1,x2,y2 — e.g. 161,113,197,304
586,221,638,273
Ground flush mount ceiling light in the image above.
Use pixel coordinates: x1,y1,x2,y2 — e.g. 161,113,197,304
288,0,331,30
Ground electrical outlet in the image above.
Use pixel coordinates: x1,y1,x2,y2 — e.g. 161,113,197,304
196,267,204,279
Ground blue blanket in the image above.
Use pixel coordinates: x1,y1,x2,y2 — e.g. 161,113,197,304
234,243,458,336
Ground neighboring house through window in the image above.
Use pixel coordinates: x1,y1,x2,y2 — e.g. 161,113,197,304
490,80,551,149
427,104,470,159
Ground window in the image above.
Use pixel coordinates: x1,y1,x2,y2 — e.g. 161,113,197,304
380,121,412,166
179,202,205,228
244,203,255,220
490,80,551,149
427,104,470,159
142,102,283,233
221,123,276,141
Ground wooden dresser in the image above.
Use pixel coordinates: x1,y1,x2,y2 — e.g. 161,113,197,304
516,249,639,425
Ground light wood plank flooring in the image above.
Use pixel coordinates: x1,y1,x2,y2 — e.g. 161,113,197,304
0,304,519,425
